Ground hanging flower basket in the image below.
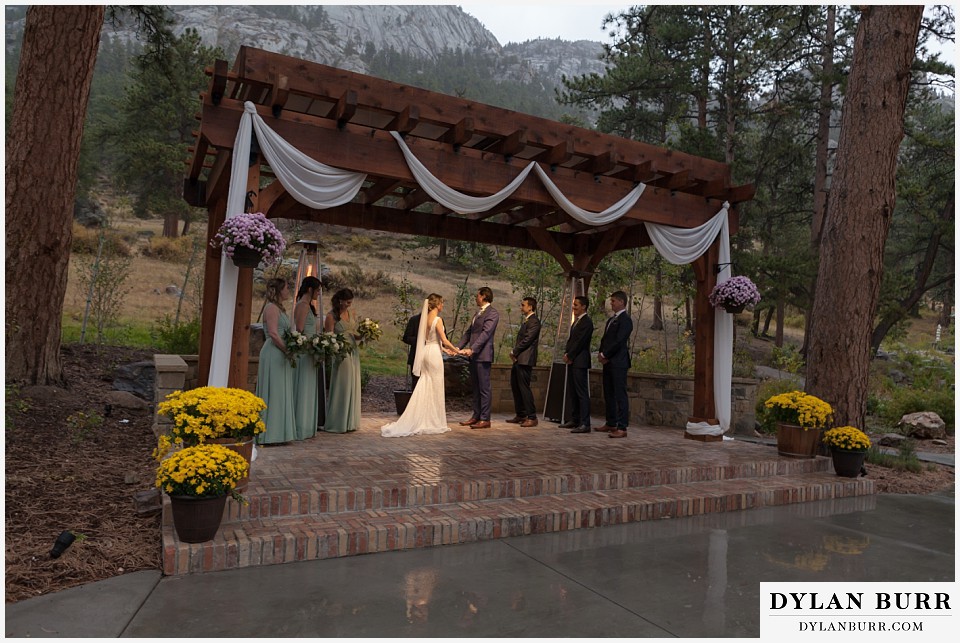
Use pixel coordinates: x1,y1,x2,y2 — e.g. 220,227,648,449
709,275,761,313
211,212,286,267
230,245,264,268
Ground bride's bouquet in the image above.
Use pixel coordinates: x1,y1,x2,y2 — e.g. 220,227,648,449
309,331,354,365
282,329,308,367
357,318,382,345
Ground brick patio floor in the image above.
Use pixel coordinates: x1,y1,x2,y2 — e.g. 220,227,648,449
161,413,874,575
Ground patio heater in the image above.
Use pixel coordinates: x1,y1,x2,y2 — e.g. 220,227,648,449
543,273,588,423
294,240,326,428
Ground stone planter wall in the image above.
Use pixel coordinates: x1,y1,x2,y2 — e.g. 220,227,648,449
155,354,757,436
488,364,758,434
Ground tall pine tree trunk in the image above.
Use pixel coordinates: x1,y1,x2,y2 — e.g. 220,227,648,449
806,6,922,428
5,6,104,385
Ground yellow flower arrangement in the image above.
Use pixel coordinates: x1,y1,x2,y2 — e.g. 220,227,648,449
763,391,833,430
822,426,871,452
157,386,266,445
156,444,249,497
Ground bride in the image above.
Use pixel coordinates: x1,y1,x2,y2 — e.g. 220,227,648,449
382,294,459,437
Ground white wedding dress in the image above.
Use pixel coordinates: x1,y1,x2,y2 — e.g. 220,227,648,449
381,314,451,437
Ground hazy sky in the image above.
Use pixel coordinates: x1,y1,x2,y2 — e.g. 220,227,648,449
459,3,628,45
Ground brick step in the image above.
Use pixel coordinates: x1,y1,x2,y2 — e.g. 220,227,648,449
219,456,833,523
162,471,873,575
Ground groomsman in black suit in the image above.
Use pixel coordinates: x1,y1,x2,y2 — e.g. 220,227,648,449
401,311,422,390
507,296,542,428
559,295,593,434
596,290,633,438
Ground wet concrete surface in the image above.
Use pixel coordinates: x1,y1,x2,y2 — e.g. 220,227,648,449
6,491,954,638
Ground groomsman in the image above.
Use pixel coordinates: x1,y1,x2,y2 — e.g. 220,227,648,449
597,290,633,438
458,286,499,429
507,297,541,428
559,295,593,434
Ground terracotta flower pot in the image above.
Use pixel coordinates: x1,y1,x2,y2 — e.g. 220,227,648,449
169,494,228,543
776,422,821,459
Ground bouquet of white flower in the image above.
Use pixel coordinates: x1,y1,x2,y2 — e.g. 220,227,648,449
357,318,382,345
308,331,354,365
282,329,308,367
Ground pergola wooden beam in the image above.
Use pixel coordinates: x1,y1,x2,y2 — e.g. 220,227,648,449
187,47,753,427
193,98,728,230
232,47,732,183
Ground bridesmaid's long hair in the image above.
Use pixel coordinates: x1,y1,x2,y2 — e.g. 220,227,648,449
427,293,443,312
297,276,321,316
331,288,354,321
264,278,287,310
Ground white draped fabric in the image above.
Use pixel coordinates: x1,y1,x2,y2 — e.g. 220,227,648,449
391,131,646,225
210,101,734,432
646,205,733,435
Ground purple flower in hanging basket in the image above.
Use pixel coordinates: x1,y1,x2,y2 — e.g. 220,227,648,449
709,275,761,309
211,213,286,265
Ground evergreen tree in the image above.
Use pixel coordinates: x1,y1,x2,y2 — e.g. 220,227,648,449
109,29,221,237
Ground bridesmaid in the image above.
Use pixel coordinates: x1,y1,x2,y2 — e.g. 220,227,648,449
322,288,361,433
256,278,297,445
293,276,322,440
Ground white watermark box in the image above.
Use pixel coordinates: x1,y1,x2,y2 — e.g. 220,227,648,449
761,582,955,639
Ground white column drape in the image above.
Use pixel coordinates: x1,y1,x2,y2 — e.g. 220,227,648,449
208,102,368,386
210,103,734,432
645,204,732,434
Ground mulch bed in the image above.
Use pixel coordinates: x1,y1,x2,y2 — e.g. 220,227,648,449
4,344,953,603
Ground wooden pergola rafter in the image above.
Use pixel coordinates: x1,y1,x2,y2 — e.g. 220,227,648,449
184,47,755,424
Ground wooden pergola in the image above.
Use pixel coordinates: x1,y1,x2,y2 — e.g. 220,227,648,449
184,46,754,423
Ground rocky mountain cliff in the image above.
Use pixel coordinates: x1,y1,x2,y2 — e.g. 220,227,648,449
6,5,607,90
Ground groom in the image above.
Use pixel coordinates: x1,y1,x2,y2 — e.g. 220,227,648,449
458,286,499,429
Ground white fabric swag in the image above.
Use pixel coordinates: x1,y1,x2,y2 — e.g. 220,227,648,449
209,101,734,433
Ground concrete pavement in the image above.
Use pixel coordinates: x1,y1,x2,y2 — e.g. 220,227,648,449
6,491,954,638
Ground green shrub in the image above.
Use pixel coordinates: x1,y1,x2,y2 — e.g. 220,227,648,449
153,315,201,354
874,386,954,434
71,224,133,257
66,410,104,444
865,442,923,473
141,235,194,262
754,376,804,434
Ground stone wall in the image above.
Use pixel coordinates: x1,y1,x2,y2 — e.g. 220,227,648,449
155,355,757,436
489,363,757,434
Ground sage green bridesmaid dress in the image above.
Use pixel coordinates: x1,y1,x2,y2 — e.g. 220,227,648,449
255,305,297,444
323,316,361,433
294,308,319,439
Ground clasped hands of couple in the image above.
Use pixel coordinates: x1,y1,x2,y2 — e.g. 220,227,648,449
443,347,474,357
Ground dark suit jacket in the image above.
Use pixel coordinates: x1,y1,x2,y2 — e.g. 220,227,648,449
458,305,499,363
402,313,421,366
511,313,541,366
565,314,593,369
599,311,633,369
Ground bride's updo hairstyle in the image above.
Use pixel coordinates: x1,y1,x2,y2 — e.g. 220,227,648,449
427,293,443,311
331,288,354,321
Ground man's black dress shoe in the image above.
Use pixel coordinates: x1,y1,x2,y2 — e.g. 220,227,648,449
558,421,577,429
570,426,591,434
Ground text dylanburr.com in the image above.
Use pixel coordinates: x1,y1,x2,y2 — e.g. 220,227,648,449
761,583,954,639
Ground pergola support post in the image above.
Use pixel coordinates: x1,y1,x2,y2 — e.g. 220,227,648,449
690,238,720,431
226,157,260,390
